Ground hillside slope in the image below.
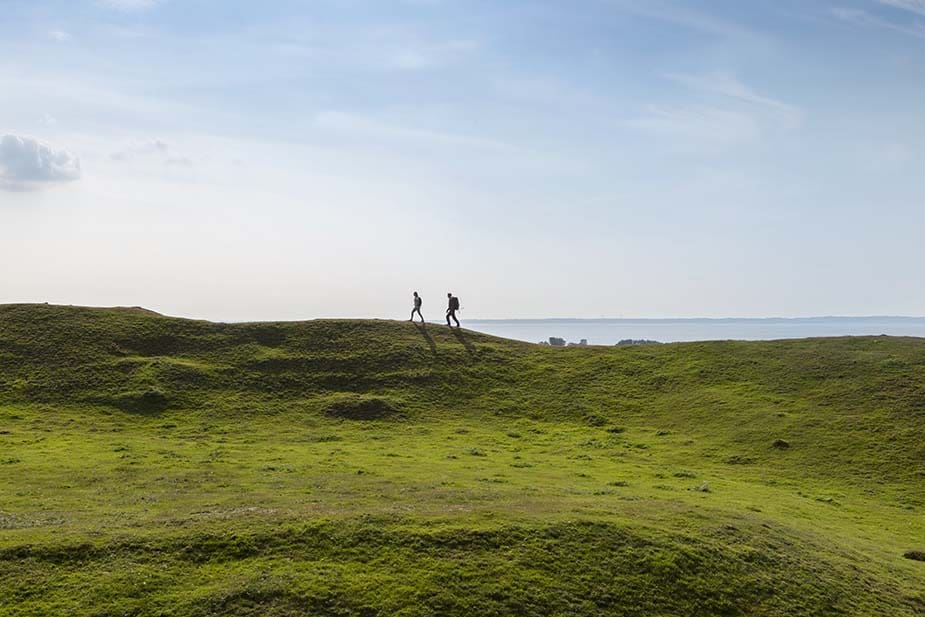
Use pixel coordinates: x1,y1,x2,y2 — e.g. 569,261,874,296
0,304,923,616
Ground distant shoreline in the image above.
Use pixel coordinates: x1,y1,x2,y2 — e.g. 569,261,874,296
464,316,925,345
467,316,925,323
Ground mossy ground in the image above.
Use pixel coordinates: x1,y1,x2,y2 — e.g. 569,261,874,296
0,304,923,616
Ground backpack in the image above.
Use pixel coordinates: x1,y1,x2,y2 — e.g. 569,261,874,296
450,296,460,311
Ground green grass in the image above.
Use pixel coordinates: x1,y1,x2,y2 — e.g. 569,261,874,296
0,303,923,616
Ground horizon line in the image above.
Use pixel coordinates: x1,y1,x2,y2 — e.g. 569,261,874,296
5,304,925,324
465,315,925,322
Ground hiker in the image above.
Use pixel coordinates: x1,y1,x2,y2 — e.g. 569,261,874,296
446,292,460,328
409,291,424,323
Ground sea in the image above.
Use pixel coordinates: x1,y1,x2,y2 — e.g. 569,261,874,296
464,317,925,345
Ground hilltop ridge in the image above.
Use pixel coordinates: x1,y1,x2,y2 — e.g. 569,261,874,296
0,303,923,616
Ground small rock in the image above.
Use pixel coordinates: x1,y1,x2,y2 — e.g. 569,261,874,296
904,550,925,562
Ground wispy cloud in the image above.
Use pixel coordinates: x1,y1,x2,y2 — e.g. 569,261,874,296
314,111,519,152
48,30,72,42
97,0,164,11
831,6,925,38
666,72,802,124
607,0,758,40
0,66,197,122
112,139,192,167
104,25,150,39
271,42,316,58
386,39,478,71
0,134,81,191
629,73,800,153
388,50,437,70
877,0,925,16
628,106,761,152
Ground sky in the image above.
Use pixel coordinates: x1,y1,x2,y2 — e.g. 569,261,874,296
1,0,924,321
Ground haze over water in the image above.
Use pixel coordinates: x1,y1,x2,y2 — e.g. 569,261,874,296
466,317,925,346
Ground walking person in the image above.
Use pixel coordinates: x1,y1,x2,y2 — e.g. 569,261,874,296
446,292,460,328
409,291,424,323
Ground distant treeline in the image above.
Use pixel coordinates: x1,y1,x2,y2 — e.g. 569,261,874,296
539,337,662,347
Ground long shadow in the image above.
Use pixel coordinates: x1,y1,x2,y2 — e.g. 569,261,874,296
450,327,477,356
415,322,437,356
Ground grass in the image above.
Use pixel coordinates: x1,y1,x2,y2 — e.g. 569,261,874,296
0,303,923,616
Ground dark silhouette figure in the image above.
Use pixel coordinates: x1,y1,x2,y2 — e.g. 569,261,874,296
446,292,460,328
409,291,424,323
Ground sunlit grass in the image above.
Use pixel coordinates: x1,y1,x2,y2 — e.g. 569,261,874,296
0,304,923,615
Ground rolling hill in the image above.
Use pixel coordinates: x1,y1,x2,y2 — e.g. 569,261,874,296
0,304,923,616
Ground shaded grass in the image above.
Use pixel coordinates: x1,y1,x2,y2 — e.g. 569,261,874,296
4,518,919,617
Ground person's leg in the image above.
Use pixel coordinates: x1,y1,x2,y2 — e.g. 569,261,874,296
410,309,415,321
446,310,451,326
451,310,460,327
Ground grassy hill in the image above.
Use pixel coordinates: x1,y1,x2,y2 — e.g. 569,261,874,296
0,303,923,616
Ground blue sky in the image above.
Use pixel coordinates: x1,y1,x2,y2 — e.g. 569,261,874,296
2,0,923,320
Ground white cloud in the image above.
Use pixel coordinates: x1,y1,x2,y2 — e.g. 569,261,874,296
0,134,81,190
49,31,72,42
877,0,925,16
97,0,164,11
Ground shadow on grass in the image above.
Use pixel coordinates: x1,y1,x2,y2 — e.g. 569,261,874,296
113,389,169,415
415,322,437,356
451,327,477,356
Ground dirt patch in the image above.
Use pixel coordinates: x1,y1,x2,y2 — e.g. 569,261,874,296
904,550,925,562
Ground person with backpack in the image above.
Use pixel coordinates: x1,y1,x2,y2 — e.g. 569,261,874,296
446,292,460,328
409,291,424,323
